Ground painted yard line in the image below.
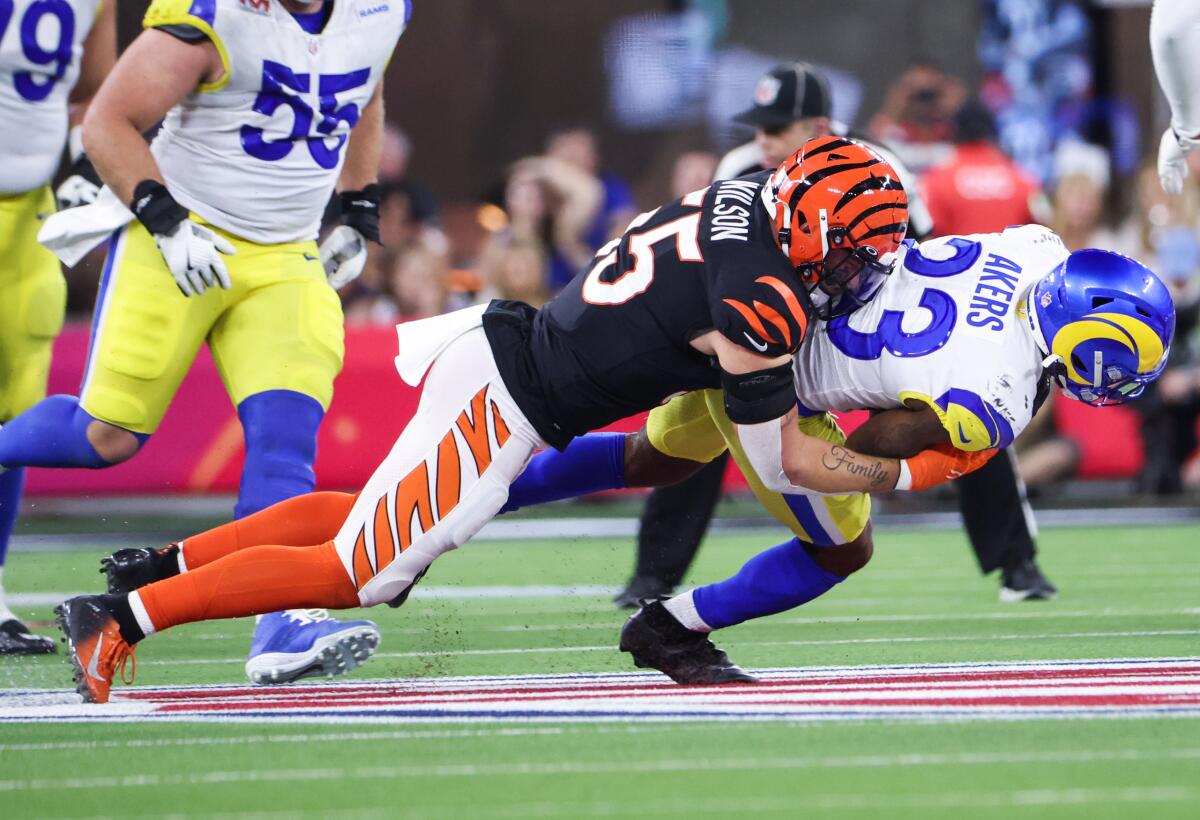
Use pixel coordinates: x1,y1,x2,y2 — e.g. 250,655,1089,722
0,723,712,753
6,749,1200,793
107,629,1200,666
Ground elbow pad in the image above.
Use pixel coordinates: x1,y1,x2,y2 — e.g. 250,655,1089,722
721,363,795,425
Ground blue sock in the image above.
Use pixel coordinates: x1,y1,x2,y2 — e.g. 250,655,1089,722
0,395,142,469
0,467,25,569
235,390,324,518
500,432,626,514
692,537,844,629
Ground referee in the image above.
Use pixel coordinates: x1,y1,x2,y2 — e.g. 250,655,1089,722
615,62,1056,607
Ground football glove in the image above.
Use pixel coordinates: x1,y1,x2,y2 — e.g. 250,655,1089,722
321,184,382,290
132,179,235,297
1157,128,1198,195
320,225,368,290
55,154,102,211
895,444,998,491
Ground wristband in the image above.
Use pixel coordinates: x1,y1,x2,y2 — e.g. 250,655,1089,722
895,459,912,491
338,184,382,243
131,180,188,237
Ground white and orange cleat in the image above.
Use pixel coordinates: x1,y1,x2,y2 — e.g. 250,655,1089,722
55,596,136,704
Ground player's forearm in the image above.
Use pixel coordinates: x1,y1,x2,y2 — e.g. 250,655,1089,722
1151,0,1200,139
83,110,165,205
780,420,900,494
338,84,384,192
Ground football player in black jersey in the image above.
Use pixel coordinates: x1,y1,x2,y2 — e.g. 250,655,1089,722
62,137,913,703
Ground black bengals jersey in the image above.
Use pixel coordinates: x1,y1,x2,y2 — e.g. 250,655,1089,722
484,172,812,449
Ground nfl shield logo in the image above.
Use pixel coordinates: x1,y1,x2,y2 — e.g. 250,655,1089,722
754,76,781,106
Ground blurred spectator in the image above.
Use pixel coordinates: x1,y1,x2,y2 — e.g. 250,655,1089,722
479,239,551,307
920,99,1047,236
481,155,603,295
670,150,718,199
344,240,448,323
1050,141,1111,251
868,62,965,173
545,126,637,250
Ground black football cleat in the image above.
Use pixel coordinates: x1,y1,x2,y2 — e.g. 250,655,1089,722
999,559,1059,602
101,544,181,595
619,600,758,685
0,618,57,655
612,575,676,610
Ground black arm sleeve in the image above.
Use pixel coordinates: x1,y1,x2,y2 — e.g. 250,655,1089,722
721,363,795,424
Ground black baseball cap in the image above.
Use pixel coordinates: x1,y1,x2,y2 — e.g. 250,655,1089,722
732,62,833,129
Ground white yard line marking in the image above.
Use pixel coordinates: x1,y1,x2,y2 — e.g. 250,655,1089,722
4,751,1200,791
99,629,1199,666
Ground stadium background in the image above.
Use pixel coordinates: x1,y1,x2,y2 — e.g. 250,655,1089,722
32,0,1198,506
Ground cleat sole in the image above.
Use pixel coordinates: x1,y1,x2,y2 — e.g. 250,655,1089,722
246,626,380,686
54,602,99,704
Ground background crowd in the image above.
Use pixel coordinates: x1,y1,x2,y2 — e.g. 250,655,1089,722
56,0,1200,499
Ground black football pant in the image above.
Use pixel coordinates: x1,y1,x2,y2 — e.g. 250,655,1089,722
627,447,1036,585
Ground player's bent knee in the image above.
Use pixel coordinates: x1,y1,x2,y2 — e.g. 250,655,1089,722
624,429,707,487
812,523,874,577
236,390,324,518
85,419,143,464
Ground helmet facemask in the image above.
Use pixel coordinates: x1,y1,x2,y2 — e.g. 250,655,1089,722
785,210,899,320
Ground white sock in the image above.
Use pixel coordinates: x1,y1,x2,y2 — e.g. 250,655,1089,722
0,568,17,623
663,590,714,633
128,591,157,637
176,540,189,574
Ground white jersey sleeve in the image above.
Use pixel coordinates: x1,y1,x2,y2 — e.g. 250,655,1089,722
143,0,409,244
0,0,99,194
1151,0,1200,141
793,225,1070,451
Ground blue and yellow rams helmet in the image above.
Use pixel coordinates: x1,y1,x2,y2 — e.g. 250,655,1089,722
1028,249,1175,406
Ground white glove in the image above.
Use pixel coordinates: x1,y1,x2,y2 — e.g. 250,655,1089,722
55,174,101,210
320,224,368,290
1158,128,1196,195
153,219,236,297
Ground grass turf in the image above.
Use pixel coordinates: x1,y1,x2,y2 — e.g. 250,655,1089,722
1,521,1198,818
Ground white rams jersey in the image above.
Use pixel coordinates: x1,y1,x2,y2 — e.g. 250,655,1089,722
0,0,99,194
794,225,1071,451
143,0,408,244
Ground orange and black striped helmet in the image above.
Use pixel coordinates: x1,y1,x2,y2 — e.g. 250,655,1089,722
763,136,909,318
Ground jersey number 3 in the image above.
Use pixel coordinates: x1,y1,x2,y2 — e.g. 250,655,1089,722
0,0,75,103
581,207,703,306
826,238,981,360
241,61,370,169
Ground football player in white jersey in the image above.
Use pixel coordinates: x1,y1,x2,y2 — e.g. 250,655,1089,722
0,0,409,678
497,225,1175,683
0,0,115,654
1151,0,1200,194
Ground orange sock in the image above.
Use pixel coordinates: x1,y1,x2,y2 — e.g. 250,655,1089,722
134,541,360,632
180,492,359,570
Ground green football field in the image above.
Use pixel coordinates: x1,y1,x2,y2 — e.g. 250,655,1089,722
1,520,1199,818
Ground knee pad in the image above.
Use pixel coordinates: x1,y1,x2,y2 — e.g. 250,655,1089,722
236,390,324,518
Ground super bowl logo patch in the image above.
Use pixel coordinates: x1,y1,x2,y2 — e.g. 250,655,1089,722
754,75,781,106
239,0,270,15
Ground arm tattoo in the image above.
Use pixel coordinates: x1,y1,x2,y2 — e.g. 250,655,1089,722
821,446,890,488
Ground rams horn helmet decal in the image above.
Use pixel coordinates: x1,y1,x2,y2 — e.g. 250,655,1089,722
1028,249,1175,406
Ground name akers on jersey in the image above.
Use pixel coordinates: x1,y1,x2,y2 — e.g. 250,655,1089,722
966,253,1023,332
709,179,759,242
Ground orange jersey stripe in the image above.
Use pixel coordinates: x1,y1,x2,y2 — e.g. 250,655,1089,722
490,399,511,448
456,387,493,476
394,461,434,552
352,527,374,590
372,493,395,572
722,298,778,346
436,427,462,521
753,300,792,348
755,276,809,340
